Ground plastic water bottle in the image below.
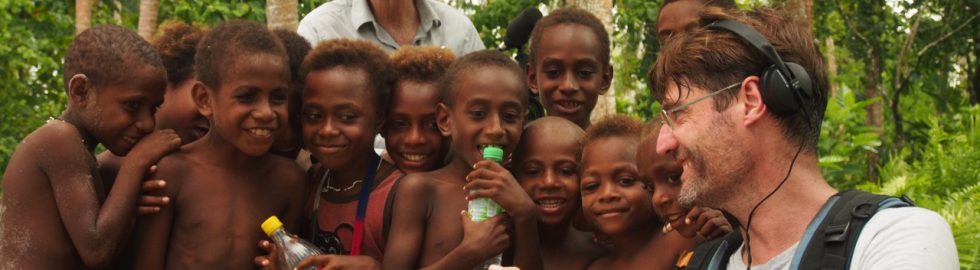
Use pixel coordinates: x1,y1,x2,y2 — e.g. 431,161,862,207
469,146,505,269
261,216,324,270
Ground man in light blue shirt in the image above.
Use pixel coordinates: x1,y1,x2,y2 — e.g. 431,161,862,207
298,0,485,56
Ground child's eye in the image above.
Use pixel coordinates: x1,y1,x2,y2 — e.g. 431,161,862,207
558,166,577,177
423,119,439,131
617,177,636,186
502,111,520,123
576,69,596,79
122,101,140,112
521,166,541,177
270,91,289,105
236,92,257,103
303,111,323,122
339,113,358,122
666,174,682,185
468,110,486,119
581,181,599,192
545,69,561,79
389,120,409,130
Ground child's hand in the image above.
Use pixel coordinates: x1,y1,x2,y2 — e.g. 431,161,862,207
254,239,281,270
458,210,511,261
294,255,380,270
464,160,537,222
125,129,181,168
664,207,732,240
137,165,169,215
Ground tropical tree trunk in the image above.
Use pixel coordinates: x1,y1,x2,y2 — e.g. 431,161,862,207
864,48,883,184
75,0,96,35
825,37,838,96
266,0,299,31
138,0,159,40
566,0,615,123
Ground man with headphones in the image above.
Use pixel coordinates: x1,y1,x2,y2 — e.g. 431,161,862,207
646,6,958,270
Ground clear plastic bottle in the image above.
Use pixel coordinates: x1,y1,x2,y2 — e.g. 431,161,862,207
261,216,324,270
469,146,505,269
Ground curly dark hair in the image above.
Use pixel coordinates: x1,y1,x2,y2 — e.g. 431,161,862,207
528,7,610,69
437,50,528,108
579,114,643,160
301,38,393,119
64,25,164,91
151,21,206,87
195,20,288,90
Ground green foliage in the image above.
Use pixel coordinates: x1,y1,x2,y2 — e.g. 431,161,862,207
0,0,75,180
861,105,980,269
819,85,881,189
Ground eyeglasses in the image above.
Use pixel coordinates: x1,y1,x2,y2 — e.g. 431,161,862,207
660,82,741,129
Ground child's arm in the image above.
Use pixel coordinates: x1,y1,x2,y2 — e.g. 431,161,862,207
382,175,432,269
131,156,185,270
465,160,544,270
383,175,509,270
665,207,733,240
39,127,179,268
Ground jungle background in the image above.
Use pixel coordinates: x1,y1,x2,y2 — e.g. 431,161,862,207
0,0,976,267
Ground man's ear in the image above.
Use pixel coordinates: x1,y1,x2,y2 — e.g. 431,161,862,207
436,102,452,137
192,81,213,118
599,65,613,95
67,74,91,107
740,76,766,127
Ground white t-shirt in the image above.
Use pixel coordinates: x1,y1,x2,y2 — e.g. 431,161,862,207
727,207,959,270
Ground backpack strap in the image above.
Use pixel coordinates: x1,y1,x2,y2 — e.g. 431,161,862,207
792,190,914,270
678,229,743,269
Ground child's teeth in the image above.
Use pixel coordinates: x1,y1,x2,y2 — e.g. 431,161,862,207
403,154,427,161
249,128,270,136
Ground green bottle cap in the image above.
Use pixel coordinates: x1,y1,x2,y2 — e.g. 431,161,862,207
483,146,504,162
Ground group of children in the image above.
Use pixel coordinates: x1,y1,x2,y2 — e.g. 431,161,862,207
0,5,733,270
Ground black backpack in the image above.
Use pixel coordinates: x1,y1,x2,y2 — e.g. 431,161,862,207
679,190,914,270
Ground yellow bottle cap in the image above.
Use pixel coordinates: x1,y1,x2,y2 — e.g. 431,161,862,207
261,215,283,236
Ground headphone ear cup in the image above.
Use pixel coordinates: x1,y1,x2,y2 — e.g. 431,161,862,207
760,62,813,116
760,64,797,116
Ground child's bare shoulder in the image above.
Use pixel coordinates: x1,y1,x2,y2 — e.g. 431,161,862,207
262,154,306,189
17,120,95,169
395,171,444,198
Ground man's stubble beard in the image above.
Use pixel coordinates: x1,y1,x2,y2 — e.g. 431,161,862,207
677,111,755,211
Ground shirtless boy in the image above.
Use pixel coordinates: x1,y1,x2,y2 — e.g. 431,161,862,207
96,21,208,214
0,25,179,269
383,50,542,270
513,116,606,270
132,20,308,269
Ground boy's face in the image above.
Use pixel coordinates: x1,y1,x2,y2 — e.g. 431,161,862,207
514,126,580,226
528,23,611,127
270,85,304,159
637,135,686,226
202,53,290,156
85,65,166,156
302,67,381,169
156,77,209,144
384,80,448,173
580,136,655,236
438,67,526,167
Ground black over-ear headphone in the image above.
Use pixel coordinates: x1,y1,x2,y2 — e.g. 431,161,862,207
705,20,814,116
